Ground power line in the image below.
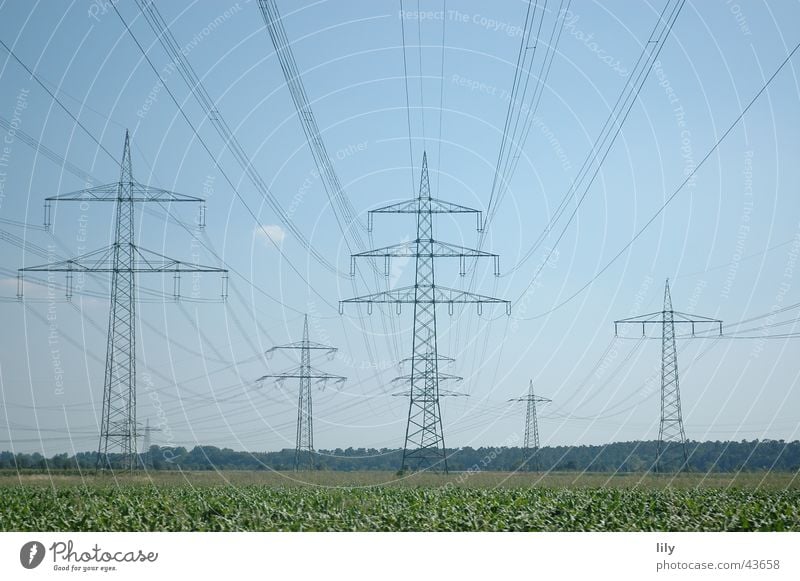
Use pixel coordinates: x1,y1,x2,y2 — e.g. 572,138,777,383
483,0,570,234
399,0,416,189
257,0,364,244
517,34,800,320
507,0,685,283
435,0,447,196
415,0,427,150
484,0,544,229
454,0,568,418
132,0,399,376
127,0,346,279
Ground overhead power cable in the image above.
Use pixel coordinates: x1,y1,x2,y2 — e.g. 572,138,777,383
116,2,346,282
484,0,570,234
258,0,365,247
256,0,402,363
505,0,685,276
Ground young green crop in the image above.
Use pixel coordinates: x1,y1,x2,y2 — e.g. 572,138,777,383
1,486,798,532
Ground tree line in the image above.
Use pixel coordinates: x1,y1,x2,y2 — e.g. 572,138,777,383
1,439,798,472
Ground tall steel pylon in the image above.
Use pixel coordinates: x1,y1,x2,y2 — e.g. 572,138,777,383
508,380,551,471
341,152,510,472
257,315,346,471
19,131,228,472
390,353,465,397
614,279,722,472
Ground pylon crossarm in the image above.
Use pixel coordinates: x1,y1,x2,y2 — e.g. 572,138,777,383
19,244,226,273
19,244,114,272
431,286,509,305
257,372,345,382
618,319,720,325
43,182,203,203
367,197,483,231
398,354,454,366
615,311,721,325
130,183,204,203
369,197,481,215
340,285,510,315
352,240,497,258
392,388,468,397
392,372,463,383
615,317,722,337
672,311,723,323
508,396,552,403
266,341,338,354
614,311,664,324
44,183,119,201
368,198,418,215
351,240,499,275
130,245,226,272
428,197,482,215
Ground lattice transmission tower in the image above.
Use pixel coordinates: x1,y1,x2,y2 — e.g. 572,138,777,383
508,380,551,471
18,131,228,472
614,279,722,472
390,354,466,398
341,152,510,472
257,314,346,471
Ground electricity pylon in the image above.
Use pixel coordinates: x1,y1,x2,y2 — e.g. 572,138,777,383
340,152,510,472
508,380,551,471
18,131,227,472
614,279,722,472
391,353,464,393
257,315,346,471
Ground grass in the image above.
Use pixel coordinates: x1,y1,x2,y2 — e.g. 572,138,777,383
1,469,798,489
1,470,798,532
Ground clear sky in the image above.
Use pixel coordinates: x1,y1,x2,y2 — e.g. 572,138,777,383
0,0,798,455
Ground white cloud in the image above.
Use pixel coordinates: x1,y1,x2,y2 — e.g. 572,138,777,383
254,224,286,245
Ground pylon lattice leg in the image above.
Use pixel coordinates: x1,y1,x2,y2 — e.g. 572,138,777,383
657,280,688,472
98,132,137,472
402,155,447,472
295,316,315,471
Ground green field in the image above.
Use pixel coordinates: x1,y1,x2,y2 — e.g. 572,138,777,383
1,471,798,531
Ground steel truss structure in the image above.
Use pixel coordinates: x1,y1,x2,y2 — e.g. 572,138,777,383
19,131,227,471
614,279,722,472
508,380,551,471
257,314,346,470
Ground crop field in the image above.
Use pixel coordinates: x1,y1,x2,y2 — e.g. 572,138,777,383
1,471,799,532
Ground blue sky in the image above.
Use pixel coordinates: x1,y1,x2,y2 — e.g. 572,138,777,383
0,0,799,455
